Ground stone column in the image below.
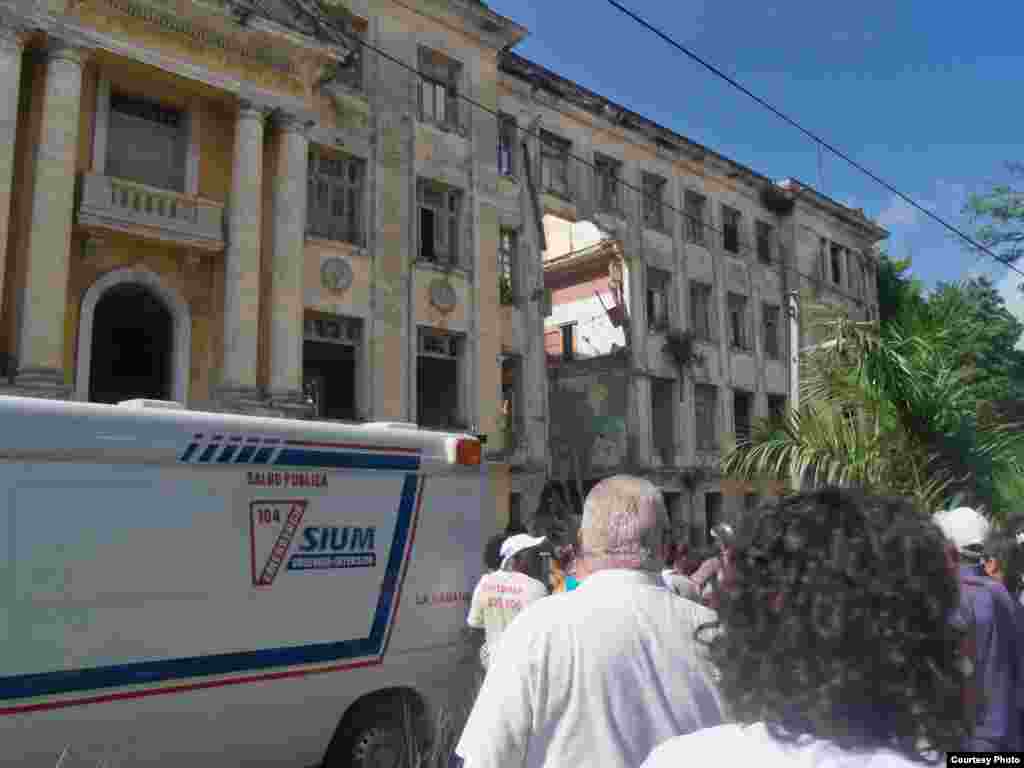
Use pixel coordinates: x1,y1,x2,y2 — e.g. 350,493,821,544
0,22,27,371
218,100,267,412
12,39,88,398
266,112,312,418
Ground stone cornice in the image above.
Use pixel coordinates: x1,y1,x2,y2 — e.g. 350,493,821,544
50,17,312,115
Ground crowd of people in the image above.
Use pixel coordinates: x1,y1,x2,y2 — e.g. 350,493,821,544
454,476,1024,767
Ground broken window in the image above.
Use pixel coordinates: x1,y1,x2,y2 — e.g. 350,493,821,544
767,394,787,424
418,47,460,131
308,148,366,245
501,356,523,448
695,383,718,451
418,179,462,265
560,323,576,360
303,313,361,421
685,191,706,245
497,113,517,177
734,389,753,443
417,328,462,429
594,154,622,213
646,267,671,331
722,205,741,254
541,130,571,198
763,303,781,360
499,228,519,304
107,92,188,192
642,172,666,230
727,292,750,351
756,220,774,265
690,281,714,341
651,377,675,467
830,243,843,285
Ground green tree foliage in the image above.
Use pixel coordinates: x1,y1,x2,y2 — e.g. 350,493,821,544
964,161,1024,274
723,255,1024,520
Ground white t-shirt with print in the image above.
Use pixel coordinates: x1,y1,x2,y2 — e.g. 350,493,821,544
467,570,548,668
643,723,928,768
457,569,725,768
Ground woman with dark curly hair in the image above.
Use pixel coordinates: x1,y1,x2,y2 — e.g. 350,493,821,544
642,488,968,767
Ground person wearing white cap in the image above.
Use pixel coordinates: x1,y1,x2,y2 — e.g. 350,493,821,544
465,533,549,676
455,475,725,768
933,505,1022,752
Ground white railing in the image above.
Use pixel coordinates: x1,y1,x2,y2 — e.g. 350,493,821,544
78,172,226,251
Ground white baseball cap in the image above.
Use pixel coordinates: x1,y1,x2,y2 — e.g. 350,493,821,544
933,506,990,558
500,533,546,564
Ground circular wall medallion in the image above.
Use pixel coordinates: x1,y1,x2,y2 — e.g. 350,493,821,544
429,278,457,314
320,257,353,294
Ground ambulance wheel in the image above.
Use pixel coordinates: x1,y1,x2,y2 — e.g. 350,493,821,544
349,724,408,768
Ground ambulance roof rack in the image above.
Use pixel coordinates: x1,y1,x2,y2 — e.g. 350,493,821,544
116,399,186,410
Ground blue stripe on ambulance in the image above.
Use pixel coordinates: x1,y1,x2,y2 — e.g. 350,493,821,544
0,465,421,702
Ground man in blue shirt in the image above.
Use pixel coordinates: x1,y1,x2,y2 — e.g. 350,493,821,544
935,506,1022,752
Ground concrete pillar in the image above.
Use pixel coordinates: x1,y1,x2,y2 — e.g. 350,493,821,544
266,112,312,418
13,39,88,398
218,100,267,411
0,22,27,356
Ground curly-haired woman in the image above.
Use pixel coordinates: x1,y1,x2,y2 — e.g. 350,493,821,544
642,488,969,767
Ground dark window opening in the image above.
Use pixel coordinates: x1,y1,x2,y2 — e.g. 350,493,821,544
498,114,517,177
690,282,714,341
722,206,741,254
768,395,787,424
704,492,722,546
651,378,675,466
728,293,749,351
763,303,781,360
417,356,459,428
734,390,752,443
303,341,357,421
830,243,843,285
695,383,718,451
647,267,670,331
642,172,666,230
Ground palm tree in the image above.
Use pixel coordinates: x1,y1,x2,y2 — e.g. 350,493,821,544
723,302,1023,517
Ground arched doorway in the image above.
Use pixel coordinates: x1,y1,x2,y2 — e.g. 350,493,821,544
88,283,172,404
75,268,192,405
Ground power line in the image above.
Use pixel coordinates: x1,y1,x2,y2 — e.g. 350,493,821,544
603,0,1024,282
283,0,876,306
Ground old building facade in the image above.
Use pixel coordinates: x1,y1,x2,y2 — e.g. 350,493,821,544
0,0,561,531
494,54,889,544
0,0,887,540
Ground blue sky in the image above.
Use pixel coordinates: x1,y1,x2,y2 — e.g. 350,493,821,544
486,0,1024,323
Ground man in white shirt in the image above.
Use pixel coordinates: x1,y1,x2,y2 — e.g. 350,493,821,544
455,475,725,768
466,533,549,672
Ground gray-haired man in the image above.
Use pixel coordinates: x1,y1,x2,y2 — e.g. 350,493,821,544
455,475,725,768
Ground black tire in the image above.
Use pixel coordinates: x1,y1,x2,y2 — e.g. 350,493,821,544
350,723,410,768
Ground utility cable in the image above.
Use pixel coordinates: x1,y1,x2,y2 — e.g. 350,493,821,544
282,0,879,306
603,0,1024,281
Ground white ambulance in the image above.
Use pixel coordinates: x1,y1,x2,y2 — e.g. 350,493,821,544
0,396,488,767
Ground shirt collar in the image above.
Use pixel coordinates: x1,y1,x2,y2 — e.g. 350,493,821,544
578,568,663,589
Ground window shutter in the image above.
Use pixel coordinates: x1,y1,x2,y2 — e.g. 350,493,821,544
817,241,828,283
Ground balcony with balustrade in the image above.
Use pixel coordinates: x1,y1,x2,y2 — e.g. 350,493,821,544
77,172,226,252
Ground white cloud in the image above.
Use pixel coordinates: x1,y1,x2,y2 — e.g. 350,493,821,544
996,271,1024,350
877,196,920,231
